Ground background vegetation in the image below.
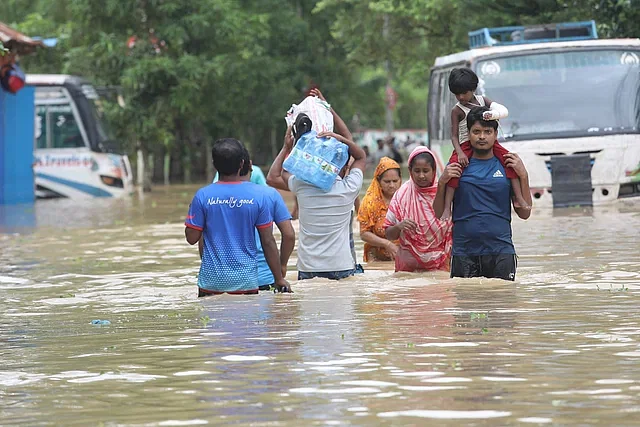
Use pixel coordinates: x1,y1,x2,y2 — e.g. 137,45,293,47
2,0,638,183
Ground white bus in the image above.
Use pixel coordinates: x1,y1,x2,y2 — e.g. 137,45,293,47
427,22,640,207
27,74,134,199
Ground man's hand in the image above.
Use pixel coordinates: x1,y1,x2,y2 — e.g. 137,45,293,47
317,131,348,143
274,278,293,293
503,153,528,178
284,126,294,151
439,163,463,185
310,88,326,102
455,149,469,167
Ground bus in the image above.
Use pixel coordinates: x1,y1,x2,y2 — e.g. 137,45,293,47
27,74,134,199
427,21,640,207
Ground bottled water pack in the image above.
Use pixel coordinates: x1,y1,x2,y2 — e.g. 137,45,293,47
283,130,349,192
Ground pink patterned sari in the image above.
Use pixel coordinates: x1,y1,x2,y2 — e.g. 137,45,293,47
383,147,452,272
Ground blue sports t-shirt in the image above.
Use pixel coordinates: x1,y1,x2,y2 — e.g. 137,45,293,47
185,182,273,292
452,156,515,256
255,187,292,286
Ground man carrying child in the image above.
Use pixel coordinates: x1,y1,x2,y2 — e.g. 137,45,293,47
442,68,529,219
434,106,532,281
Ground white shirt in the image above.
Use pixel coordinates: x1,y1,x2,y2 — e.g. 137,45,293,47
289,169,363,272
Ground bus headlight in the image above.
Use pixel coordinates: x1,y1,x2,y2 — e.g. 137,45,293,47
100,176,124,188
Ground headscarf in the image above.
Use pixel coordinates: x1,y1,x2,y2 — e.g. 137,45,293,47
358,157,401,261
384,146,452,270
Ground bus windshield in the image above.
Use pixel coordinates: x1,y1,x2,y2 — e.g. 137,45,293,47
80,84,118,151
476,49,640,140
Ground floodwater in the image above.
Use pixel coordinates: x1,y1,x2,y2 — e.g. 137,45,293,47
1,185,640,426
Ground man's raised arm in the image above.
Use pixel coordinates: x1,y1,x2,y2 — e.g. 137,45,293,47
266,127,294,191
310,88,352,141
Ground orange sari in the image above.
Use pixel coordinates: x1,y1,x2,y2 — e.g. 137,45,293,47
357,157,401,262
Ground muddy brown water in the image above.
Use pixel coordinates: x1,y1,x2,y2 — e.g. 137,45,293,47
1,185,640,426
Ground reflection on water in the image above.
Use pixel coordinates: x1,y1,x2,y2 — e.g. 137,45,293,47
1,186,640,425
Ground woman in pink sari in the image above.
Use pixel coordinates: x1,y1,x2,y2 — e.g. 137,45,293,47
384,147,452,272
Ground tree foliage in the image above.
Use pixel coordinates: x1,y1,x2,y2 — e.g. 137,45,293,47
2,0,638,182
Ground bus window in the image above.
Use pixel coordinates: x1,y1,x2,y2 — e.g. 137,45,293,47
438,69,452,141
51,111,84,148
35,106,47,149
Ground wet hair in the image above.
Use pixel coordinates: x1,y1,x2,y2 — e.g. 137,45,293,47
212,138,245,176
293,113,313,142
467,106,498,131
377,168,401,181
448,68,479,95
409,152,435,170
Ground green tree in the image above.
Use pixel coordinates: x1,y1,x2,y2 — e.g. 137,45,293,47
5,0,639,184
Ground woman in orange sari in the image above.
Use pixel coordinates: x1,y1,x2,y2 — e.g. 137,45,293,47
358,157,402,262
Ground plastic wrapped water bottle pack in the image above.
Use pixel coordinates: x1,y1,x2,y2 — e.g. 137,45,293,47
283,130,349,192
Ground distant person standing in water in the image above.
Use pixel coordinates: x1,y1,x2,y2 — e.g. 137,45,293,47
185,138,291,296
433,106,532,281
358,157,402,262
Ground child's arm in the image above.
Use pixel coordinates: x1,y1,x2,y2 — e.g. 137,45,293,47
482,96,508,120
450,107,463,151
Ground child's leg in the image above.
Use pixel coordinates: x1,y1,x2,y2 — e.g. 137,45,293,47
448,148,459,164
460,141,473,159
510,177,530,209
493,142,511,171
493,143,530,208
442,186,455,219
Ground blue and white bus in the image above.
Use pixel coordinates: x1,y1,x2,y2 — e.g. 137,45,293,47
27,74,134,199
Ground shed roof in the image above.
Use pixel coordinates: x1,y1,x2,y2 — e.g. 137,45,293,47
0,21,45,55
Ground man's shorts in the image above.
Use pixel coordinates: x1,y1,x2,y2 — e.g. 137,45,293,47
450,254,517,281
198,287,259,297
298,265,364,281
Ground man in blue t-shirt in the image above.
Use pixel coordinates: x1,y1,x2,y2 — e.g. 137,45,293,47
254,185,295,289
185,138,291,295
211,149,295,290
434,106,532,281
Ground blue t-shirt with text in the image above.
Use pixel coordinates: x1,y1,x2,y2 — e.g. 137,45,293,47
255,187,292,286
185,182,273,292
452,156,515,256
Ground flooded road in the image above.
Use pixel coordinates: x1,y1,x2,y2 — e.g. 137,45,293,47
1,185,640,426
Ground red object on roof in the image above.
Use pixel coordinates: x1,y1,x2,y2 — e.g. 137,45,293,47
0,21,45,55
